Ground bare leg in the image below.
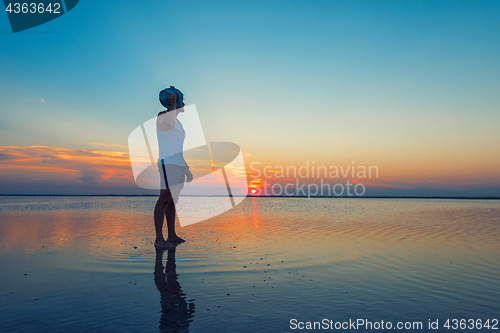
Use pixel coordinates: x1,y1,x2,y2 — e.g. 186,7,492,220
154,189,174,249
171,187,182,205
166,193,185,243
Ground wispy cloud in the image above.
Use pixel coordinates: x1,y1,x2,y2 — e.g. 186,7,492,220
0,145,250,194
0,146,134,192
88,142,129,149
351,177,483,189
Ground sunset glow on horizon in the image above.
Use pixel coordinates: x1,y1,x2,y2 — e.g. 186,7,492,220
0,142,498,196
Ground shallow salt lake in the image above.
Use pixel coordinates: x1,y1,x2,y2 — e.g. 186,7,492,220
0,196,499,332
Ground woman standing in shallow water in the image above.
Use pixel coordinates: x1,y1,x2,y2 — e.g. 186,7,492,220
154,87,194,250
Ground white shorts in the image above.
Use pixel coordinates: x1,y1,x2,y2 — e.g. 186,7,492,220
158,161,186,191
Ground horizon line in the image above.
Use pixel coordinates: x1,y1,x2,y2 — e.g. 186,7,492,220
0,194,499,200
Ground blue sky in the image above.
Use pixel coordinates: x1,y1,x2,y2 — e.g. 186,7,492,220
1,0,499,195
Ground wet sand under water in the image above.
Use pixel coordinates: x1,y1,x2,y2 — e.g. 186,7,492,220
0,196,499,332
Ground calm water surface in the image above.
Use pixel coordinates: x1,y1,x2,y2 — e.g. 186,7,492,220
0,196,499,332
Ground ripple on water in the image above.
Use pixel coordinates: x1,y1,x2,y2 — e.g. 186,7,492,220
1,197,499,331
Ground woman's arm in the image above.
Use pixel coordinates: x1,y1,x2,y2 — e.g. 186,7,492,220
183,158,193,183
156,94,178,131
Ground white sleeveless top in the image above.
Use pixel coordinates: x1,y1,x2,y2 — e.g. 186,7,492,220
157,119,186,166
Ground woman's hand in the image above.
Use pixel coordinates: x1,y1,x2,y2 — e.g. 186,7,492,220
167,93,177,109
186,168,193,183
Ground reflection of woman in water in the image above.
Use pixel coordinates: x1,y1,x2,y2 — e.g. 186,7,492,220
154,247,195,332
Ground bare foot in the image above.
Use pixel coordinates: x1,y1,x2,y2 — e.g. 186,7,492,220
167,235,186,243
154,240,174,249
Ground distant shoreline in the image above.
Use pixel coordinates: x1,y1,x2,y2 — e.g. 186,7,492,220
0,194,499,200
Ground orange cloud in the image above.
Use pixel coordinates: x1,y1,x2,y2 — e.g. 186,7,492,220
0,145,134,189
